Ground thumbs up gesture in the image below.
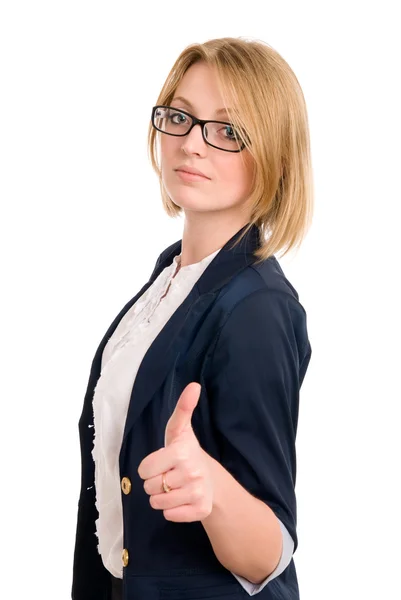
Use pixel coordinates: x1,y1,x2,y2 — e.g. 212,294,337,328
137,382,215,522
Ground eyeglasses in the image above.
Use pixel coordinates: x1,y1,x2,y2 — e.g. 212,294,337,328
151,105,248,152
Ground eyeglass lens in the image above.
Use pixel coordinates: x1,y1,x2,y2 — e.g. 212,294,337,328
153,106,244,151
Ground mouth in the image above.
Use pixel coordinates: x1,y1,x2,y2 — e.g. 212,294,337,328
175,169,210,182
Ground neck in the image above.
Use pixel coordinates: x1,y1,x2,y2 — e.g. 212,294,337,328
180,213,251,268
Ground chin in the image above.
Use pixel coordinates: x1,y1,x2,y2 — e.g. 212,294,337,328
172,200,213,212
166,187,209,208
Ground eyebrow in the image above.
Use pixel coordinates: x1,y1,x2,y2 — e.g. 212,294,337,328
171,96,231,117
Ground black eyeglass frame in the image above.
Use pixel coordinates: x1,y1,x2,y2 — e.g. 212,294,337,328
151,105,247,153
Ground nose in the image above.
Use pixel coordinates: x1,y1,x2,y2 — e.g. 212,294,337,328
180,123,208,155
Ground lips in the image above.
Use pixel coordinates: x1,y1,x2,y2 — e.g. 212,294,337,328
175,166,209,179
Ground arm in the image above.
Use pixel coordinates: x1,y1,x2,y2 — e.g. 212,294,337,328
201,452,284,584
231,520,294,595
200,289,311,587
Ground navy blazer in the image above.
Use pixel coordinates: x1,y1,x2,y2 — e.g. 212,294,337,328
72,223,312,600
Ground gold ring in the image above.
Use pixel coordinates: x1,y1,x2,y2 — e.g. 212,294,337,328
162,472,172,493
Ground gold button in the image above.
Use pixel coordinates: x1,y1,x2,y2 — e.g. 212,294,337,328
121,476,132,495
122,548,129,567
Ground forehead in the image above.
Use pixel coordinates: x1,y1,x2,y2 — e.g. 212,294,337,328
172,62,233,119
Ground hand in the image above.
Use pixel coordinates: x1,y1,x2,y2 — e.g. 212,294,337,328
137,381,215,522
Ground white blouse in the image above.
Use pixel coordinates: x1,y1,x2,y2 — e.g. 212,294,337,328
91,246,294,596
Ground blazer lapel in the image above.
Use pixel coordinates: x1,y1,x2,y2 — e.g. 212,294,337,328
120,222,261,448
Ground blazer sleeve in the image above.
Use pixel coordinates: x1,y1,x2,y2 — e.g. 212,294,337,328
205,288,312,553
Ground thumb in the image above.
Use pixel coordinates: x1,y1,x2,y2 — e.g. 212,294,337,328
164,382,201,447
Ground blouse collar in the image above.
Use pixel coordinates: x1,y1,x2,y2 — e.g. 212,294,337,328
172,247,222,273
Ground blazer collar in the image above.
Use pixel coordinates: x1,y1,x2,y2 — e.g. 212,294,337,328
150,221,261,297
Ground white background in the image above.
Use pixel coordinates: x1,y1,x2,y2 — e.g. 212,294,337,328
1,2,400,598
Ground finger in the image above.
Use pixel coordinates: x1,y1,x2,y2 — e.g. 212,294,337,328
150,485,201,511
165,382,201,445
143,468,180,496
138,446,176,480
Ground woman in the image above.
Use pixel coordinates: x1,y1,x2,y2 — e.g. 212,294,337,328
71,37,313,600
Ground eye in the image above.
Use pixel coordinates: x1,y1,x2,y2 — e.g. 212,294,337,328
217,124,239,141
223,125,236,139
169,111,188,125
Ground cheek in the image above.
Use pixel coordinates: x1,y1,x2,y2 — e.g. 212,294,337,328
160,140,169,168
216,158,252,190
160,136,181,163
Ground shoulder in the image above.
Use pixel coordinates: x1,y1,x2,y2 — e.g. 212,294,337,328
217,254,307,323
251,255,300,300
210,256,311,369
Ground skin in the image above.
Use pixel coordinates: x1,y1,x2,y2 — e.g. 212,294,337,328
160,61,255,268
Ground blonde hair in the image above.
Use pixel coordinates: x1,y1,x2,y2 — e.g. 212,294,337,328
147,36,314,263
